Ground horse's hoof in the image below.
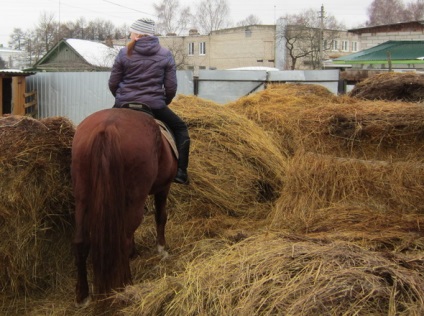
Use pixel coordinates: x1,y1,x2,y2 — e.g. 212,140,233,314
157,245,169,260
75,296,91,308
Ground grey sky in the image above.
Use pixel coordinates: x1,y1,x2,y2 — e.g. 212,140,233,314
0,0,372,46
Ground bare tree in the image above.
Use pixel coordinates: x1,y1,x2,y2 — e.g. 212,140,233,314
8,28,27,50
27,30,45,65
97,19,115,41
154,0,192,35
7,28,36,67
72,17,89,39
195,0,231,34
277,9,345,70
83,19,115,41
236,15,262,27
114,23,130,40
404,0,424,20
35,12,59,53
160,37,188,69
366,0,407,26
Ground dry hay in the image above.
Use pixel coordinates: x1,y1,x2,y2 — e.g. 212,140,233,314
0,97,289,313
116,233,424,316
167,94,287,220
2,87,424,315
126,94,290,296
0,115,75,296
226,83,337,155
349,72,424,102
269,151,424,251
229,85,424,160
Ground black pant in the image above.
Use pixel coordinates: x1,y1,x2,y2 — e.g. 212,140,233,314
151,107,190,170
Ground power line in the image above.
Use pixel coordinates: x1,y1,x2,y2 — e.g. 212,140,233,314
102,0,156,17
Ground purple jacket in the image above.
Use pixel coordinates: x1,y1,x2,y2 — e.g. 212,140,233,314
108,36,177,109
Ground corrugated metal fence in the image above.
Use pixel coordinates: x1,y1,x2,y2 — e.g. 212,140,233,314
26,69,339,125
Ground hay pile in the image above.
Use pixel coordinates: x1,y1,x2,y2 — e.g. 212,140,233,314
2,83,424,315
117,233,424,315
0,115,75,296
229,84,424,160
168,95,287,220
349,72,424,102
118,89,424,315
125,95,289,288
269,151,424,245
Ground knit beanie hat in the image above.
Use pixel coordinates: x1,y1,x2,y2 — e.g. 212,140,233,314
129,18,155,36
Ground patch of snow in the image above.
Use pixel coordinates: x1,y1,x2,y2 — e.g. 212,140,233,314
66,39,120,68
0,68,24,72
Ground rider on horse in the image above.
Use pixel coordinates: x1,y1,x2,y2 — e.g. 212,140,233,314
109,18,190,185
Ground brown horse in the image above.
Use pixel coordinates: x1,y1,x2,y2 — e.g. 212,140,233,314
71,108,177,306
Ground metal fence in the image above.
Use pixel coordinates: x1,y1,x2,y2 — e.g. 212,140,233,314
26,69,339,125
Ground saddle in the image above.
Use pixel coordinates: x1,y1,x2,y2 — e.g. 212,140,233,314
121,103,179,159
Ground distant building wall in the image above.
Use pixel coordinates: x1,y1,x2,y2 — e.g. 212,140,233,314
357,31,424,50
209,25,276,70
350,21,424,50
159,25,356,72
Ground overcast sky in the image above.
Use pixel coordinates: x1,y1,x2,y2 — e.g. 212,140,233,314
0,0,373,47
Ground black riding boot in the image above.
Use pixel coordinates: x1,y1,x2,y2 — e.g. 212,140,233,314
174,138,190,185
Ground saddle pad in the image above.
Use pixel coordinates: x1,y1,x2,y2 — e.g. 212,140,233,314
155,120,179,159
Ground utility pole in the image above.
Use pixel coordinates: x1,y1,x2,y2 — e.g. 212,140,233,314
318,4,325,69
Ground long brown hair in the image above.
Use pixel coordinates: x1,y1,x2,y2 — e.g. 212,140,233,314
127,34,148,57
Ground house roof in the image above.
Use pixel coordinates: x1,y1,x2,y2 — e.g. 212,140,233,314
0,69,35,77
65,39,120,68
33,38,121,70
348,20,424,34
333,41,424,64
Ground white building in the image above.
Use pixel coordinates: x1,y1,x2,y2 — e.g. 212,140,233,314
0,46,26,69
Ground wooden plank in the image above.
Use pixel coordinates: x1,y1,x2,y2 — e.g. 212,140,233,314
24,91,37,98
24,90,38,117
11,76,26,116
24,100,37,108
0,78,3,116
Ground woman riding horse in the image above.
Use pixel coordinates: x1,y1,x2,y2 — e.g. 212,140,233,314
108,18,190,185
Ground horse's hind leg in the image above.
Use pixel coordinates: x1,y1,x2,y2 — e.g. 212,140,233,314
154,189,170,258
74,200,90,307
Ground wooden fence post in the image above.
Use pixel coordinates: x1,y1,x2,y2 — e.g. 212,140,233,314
12,76,26,116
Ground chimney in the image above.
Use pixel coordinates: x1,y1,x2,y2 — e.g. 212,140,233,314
189,29,200,36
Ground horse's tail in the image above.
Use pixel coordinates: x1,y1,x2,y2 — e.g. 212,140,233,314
88,125,131,296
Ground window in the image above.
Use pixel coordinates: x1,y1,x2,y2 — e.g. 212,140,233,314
188,42,194,56
332,40,339,51
199,42,206,55
341,40,349,52
352,41,358,52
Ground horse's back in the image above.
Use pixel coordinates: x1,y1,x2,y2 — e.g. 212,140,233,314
72,108,176,193
76,108,159,154
75,108,159,149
